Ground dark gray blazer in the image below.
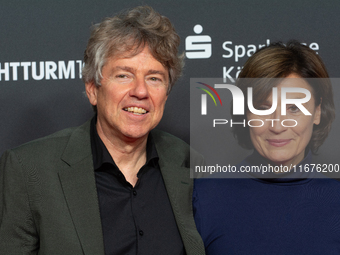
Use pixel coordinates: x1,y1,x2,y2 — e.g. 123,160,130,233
0,120,205,255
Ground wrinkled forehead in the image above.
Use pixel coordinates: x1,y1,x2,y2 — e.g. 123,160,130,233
105,40,168,72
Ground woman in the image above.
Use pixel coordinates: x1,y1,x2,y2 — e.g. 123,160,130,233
193,41,339,254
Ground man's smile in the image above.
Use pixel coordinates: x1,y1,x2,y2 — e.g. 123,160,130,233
123,107,148,115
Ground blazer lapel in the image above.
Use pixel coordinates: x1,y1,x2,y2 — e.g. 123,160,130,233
58,121,105,255
153,130,205,255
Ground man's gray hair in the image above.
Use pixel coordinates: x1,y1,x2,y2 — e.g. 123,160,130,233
82,6,184,95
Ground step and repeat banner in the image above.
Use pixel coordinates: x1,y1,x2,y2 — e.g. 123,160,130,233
1,1,340,163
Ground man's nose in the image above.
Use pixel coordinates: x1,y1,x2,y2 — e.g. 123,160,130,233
130,77,149,99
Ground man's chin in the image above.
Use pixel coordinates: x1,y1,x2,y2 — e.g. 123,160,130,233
121,129,150,141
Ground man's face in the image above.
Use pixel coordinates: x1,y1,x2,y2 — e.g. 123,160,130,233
86,46,169,141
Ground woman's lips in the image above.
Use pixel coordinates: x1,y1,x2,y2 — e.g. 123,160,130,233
267,139,291,147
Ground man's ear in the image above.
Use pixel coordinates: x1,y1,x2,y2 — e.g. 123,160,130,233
85,81,98,106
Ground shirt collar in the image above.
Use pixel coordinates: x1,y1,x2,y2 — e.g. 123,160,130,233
90,116,159,171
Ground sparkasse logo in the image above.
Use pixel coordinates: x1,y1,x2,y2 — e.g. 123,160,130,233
185,25,212,59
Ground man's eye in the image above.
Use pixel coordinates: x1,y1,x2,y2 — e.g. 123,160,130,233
150,77,161,82
147,76,165,86
116,74,128,78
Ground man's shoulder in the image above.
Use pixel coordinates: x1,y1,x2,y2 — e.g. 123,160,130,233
9,120,91,157
151,129,189,150
151,129,193,159
151,129,203,168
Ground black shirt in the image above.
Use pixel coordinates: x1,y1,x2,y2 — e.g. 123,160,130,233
90,117,185,255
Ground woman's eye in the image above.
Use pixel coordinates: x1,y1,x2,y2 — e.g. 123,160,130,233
257,105,270,110
288,105,300,113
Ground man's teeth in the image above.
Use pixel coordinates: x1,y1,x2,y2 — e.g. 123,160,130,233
124,107,147,114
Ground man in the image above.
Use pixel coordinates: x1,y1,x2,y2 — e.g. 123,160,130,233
0,6,205,255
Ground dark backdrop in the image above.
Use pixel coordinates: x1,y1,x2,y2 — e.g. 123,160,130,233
1,0,339,162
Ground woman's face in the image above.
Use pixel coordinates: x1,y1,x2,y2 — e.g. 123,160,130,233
246,73,321,167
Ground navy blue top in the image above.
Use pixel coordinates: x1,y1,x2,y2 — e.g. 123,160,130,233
193,151,340,255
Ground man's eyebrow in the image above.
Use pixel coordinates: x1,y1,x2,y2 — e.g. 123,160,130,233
109,66,169,80
146,70,168,78
106,66,135,78
114,66,135,73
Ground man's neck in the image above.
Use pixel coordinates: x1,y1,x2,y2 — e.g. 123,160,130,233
96,123,148,187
